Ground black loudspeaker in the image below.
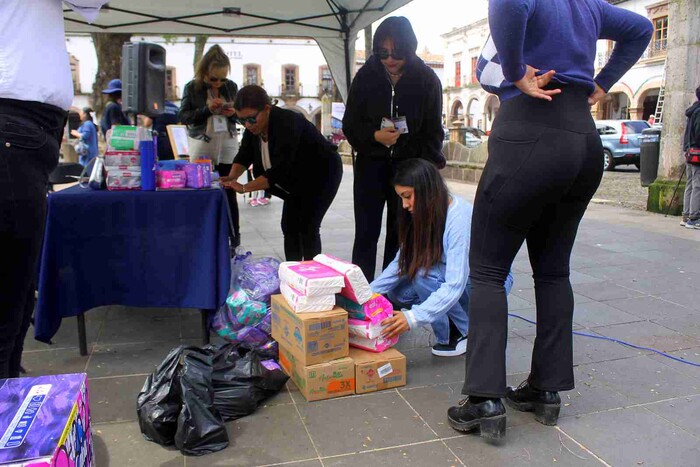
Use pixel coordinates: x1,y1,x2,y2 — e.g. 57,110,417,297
121,42,166,117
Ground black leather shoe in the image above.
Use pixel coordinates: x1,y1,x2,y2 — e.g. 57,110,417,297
505,380,561,426
447,397,506,440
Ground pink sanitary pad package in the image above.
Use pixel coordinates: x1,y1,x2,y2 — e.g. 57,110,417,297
278,261,345,296
336,293,393,324
348,317,386,339
313,254,373,304
349,334,398,353
280,282,335,313
157,170,187,189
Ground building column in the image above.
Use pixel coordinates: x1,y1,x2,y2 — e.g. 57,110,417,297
629,106,644,120
647,0,700,214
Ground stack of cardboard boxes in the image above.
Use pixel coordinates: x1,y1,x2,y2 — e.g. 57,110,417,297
272,255,407,402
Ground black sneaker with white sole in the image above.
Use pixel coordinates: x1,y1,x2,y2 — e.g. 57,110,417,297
432,334,468,357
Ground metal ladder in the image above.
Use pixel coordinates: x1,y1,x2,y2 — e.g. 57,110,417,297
652,59,667,127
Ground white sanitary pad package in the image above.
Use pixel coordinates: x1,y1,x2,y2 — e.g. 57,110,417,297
313,254,373,304
280,282,336,313
278,261,345,296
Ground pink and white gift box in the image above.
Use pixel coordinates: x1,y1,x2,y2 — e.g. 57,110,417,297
313,254,372,304
278,261,344,296
280,282,335,313
349,334,398,353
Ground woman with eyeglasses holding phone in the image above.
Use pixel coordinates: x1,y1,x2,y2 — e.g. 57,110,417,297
179,44,241,248
220,85,343,261
343,16,445,282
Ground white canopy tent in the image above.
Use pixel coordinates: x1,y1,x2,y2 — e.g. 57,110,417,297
63,0,414,101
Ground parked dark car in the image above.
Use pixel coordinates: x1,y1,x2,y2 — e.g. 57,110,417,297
596,119,651,171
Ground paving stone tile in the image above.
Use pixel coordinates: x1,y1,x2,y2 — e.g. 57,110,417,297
401,348,467,387
657,291,700,311
445,421,595,466
572,301,642,328
592,321,700,352
86,341,181,378
24,315,102,352
20,347,88,376
572,282,645,301
506,336,536,375
612,276,690,295
560,366,633,418
188,404,318,467
558,407,700,467
575,356,700,404
92,421,183,467
90,375,144,424
653,314,700,339
105,306,183,321
97,314,182,345
646,347,700,379
323,440,461,467
508,293,534,311
603,295,695,321
296,391,436,457
570,330,642,365
644,394,700,438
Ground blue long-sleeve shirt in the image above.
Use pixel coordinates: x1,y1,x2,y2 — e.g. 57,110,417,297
77,120,98,161
371,196,472,329
477,0,653,101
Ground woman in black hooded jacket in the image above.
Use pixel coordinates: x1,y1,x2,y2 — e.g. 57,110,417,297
343,16,445,281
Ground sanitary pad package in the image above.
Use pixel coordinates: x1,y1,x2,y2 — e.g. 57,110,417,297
278,261,344,296
313,254,373,304
106,169,141,191
336,293,394,324
157,170,187,189
280,282,335,313
348,317,385,340
349,334,398,353
104,151,140,167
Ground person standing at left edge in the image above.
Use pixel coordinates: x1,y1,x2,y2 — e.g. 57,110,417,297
0,0,107,379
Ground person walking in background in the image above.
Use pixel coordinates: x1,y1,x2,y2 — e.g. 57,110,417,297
100,78,129,139
446,0,652,441
372,159,514,357
179,45,241,248
343,16,445,282
0,0,107,379
681,86,700,229
71,107,99,166
221,85,342,261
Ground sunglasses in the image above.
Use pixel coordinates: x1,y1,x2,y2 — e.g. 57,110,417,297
237,110,261,125
208,77,228,83
375,49,406,61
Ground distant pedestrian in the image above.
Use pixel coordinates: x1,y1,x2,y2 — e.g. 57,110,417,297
447,0,652,441
648,114,655,126
71,106,99,166
100,78,129,139
681,85,700,229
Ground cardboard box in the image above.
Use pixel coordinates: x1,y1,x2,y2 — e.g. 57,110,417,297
271,294,348,366
0,373,93,467
350,348,407,394
278,346,355,402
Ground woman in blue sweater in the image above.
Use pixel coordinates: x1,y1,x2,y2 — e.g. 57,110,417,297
372,158,513,357
447,0,653,441
70,107,98,166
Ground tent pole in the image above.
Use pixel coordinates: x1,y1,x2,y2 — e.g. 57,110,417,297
340,9,352,100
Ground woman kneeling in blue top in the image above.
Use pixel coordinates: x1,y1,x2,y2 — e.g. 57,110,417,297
371,158,513,357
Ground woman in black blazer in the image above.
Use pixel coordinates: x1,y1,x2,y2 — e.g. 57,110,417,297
221,85,343,261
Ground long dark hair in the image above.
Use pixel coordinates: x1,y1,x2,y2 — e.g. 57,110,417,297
393,159,449,280
234,85,273,111
372,16,418,61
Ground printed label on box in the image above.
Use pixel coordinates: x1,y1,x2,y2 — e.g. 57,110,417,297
377,363,393,378
0,385,51,449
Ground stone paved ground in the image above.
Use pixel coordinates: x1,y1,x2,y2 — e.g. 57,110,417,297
34,165,700,466
590,166,651,211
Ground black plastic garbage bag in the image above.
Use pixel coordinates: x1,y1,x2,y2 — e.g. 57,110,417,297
136,345,183,445
174,348,229,455
210,345,289,421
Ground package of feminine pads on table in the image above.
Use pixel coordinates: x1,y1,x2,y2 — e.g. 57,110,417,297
336,293,393,324
280,282,335,313
313,254,373,304
349,334,398,353
348,317,386,339
278,261,344,296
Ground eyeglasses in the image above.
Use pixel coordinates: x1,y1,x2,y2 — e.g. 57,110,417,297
237,111,261,125
208,77,228,83
375,49,406,61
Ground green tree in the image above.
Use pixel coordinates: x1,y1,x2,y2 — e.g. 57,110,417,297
90,32,131,116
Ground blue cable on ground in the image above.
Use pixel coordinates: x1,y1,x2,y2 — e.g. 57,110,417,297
508,313,700,368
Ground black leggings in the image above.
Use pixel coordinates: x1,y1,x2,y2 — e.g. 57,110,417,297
463,86,604,398
281,155,343,261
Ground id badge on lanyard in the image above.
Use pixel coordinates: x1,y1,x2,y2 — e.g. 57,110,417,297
213,115,228,133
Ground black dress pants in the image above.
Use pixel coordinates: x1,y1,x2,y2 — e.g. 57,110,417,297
351,156,402,281
463,86,604,398
0,98,65,378
281,154,343,261
216,162,241,248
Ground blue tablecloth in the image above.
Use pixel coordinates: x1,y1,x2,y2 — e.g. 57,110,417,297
35,185,231,343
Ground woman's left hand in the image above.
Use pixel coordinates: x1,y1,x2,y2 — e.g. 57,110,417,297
221,107,235,117
514,65,561,101
381,312,410,339
222,180,246,193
